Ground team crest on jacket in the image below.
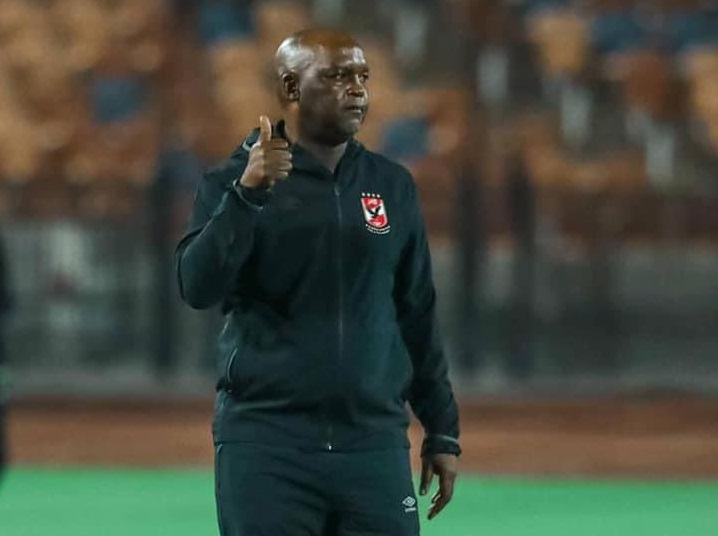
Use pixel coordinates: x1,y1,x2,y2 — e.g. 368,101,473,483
360,193,391,234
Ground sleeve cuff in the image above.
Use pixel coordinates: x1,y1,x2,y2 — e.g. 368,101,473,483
421,434,462,457
232,182,272,211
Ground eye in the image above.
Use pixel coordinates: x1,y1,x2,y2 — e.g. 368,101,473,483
326,70,346,80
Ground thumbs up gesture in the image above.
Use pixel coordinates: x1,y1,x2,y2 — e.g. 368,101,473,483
239,116,292,189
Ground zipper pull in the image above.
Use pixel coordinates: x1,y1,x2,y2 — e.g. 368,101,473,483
333,183,340,196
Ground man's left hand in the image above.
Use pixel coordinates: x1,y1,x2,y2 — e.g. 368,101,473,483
419,453,458,520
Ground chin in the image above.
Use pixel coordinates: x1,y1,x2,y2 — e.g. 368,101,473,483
314,118,363,145
339,118,363,138
322,127,358,146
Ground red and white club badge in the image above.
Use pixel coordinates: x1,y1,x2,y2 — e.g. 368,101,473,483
360,192,391,234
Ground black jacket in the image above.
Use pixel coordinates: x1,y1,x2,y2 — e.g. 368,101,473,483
176,121,460,456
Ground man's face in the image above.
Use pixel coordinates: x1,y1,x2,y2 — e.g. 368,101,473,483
296,45,369,145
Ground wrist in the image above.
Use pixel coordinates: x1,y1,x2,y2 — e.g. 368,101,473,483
237,169,267,189
421,434,462,458
232,177,272,208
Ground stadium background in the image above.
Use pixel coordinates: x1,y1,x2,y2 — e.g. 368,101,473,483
1,0,717,534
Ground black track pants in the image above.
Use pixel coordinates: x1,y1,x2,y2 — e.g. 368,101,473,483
214,443,421,536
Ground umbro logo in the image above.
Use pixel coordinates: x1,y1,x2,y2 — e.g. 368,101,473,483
402,496,417,513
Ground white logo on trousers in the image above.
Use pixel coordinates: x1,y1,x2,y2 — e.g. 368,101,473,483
402,496,417,513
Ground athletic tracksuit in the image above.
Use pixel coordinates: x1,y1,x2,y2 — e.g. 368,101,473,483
176,120,460,535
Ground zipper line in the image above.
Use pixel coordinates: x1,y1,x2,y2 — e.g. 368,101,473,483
328,182,343,451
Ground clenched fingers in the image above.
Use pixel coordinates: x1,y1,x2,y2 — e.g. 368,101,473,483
254,138,290,150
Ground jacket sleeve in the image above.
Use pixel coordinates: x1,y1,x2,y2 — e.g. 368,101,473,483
393,180,461,457
175,161,268,309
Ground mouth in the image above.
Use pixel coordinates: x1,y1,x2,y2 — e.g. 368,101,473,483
344,104,367,115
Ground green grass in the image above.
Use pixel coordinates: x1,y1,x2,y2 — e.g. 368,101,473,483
1,469,717,535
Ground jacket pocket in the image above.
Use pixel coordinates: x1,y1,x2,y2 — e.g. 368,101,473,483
342,323,412,410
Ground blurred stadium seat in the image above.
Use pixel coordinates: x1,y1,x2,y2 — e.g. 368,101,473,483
589,4,650,57
526,6,590,80
379,116,430,163
90,74,150,124
196,0,256,45
0,0,709,213
255,0,310,53
662,4,718,53
52,0,110,72
610,49,680,121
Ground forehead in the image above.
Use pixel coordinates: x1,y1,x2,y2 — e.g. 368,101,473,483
308,45,367,70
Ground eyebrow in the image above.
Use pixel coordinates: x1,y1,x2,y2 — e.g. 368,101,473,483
320,64,369,73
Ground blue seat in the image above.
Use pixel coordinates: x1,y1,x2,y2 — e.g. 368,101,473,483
90,75,148,123
379,116,430,162
518,0,569,16
590,10,649,55
197,0,255,45
663,9,718,53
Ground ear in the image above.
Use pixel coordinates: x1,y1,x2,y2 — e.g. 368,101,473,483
281,73,300,101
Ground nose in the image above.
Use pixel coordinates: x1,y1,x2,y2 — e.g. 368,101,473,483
347,75,366,97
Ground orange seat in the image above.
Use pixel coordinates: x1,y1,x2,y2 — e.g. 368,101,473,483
420,87,472,159
612,50,680,120
110,0,167,41
359,41,401,88
52,0,110,72
689,74,718,117
3,24,62,73
64,129,105,186
71,114,159,187
507,113,572,188
571,150,645,192
0,0,43,38
527,8,590,79
680,48,718,83
0,116,44,183
256,1,310,47
206,39,265,79
76,183,141,221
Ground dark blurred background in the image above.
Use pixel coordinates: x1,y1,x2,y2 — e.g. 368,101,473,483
1,0,716,400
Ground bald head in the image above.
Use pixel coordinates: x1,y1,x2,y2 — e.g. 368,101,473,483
272,28,369,146
274,28,362,78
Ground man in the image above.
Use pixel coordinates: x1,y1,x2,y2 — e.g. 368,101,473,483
176,28,461,535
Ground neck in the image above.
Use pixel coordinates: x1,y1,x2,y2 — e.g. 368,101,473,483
284,119,348,174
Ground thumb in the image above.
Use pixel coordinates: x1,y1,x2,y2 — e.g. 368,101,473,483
419,458,433,496
258,115,272,141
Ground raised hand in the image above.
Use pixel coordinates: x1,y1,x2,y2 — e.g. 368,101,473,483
239,115,292,189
